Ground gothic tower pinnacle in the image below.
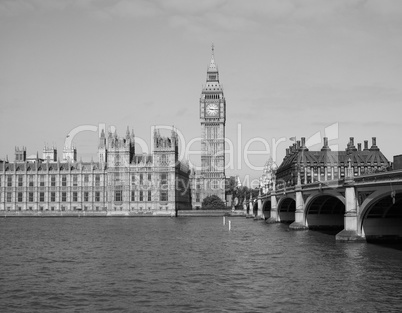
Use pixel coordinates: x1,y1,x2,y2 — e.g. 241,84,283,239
207,44,219,82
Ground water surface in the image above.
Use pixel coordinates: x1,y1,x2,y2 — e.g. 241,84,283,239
1,217,401,312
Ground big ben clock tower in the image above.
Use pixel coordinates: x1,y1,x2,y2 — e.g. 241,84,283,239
199,46,226,203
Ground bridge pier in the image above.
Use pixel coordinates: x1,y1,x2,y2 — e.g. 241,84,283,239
257,198,263,218
266,193,279,223
256,197,264,219
243,201,248,217
336,179,365,242
289,186,308,230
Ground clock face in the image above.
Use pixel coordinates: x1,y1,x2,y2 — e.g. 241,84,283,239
206,103,219,116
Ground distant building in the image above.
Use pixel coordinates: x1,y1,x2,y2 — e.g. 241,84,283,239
275,137,390,186
0,127,191,214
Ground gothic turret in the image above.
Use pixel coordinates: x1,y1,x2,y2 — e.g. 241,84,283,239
63,146,77,163
98,129,107,163
153,127,179,166
126,126,130,141
106,127,135,168
15,146,27,162
43,145,57,162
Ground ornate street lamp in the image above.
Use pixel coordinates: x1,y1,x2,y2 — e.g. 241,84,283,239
259,176,263,196
260,158,278,194
271,161,278,191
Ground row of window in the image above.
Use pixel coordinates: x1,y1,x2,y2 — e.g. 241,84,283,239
0,190,169,203
0,175,103,187
3,206,169,212
205,94,220,99
114,173,168,185
114,190,168,202
2,192,100,202
0,173,169,187
281,165,382,180
296,165,380,172
278,170,373,187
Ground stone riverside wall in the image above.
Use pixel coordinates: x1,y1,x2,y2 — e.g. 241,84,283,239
1,210,245,217
177,210,245,217
1,211,172,217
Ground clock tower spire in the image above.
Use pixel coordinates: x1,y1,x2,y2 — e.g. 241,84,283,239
199,45,226,204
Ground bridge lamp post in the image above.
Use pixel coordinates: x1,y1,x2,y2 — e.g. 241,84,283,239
266,172,272,191
262,177,267,194
262,162,269,194
259,177,263,196
271,162,278,191
265,166,271,193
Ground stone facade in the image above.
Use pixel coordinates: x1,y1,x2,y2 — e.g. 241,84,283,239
275,136,390,187
0,128,192,215
191,47,226,208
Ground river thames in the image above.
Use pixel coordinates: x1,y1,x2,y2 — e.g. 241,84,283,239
1,217,401,312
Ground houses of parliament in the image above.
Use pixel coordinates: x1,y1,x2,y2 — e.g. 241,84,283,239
0,48,227,214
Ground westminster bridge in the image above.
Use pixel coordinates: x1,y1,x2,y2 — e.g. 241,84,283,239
244,169,402,242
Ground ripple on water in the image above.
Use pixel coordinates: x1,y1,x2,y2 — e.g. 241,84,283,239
1,217,402,312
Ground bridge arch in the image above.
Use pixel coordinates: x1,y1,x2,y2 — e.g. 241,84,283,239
277,196,296,223
304,191,345,229
253,201,258,216
262,199,272,219
359,188,402,241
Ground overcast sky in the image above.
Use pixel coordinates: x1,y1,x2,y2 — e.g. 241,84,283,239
1,0,402,183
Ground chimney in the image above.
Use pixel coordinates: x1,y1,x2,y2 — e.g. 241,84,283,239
370,137,379,151
321,137,331,151
364,140,369,150
291,143,296,153
300,137,309,151
286,148,289,157
357,143,361,151
296,140,301,150
349,137,357,151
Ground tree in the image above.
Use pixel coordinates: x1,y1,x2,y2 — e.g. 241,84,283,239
202,195,226,210
230,186,259,209
225,176,237,195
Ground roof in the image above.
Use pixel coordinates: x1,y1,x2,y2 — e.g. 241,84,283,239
207,45,218,73
276,148,390,176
